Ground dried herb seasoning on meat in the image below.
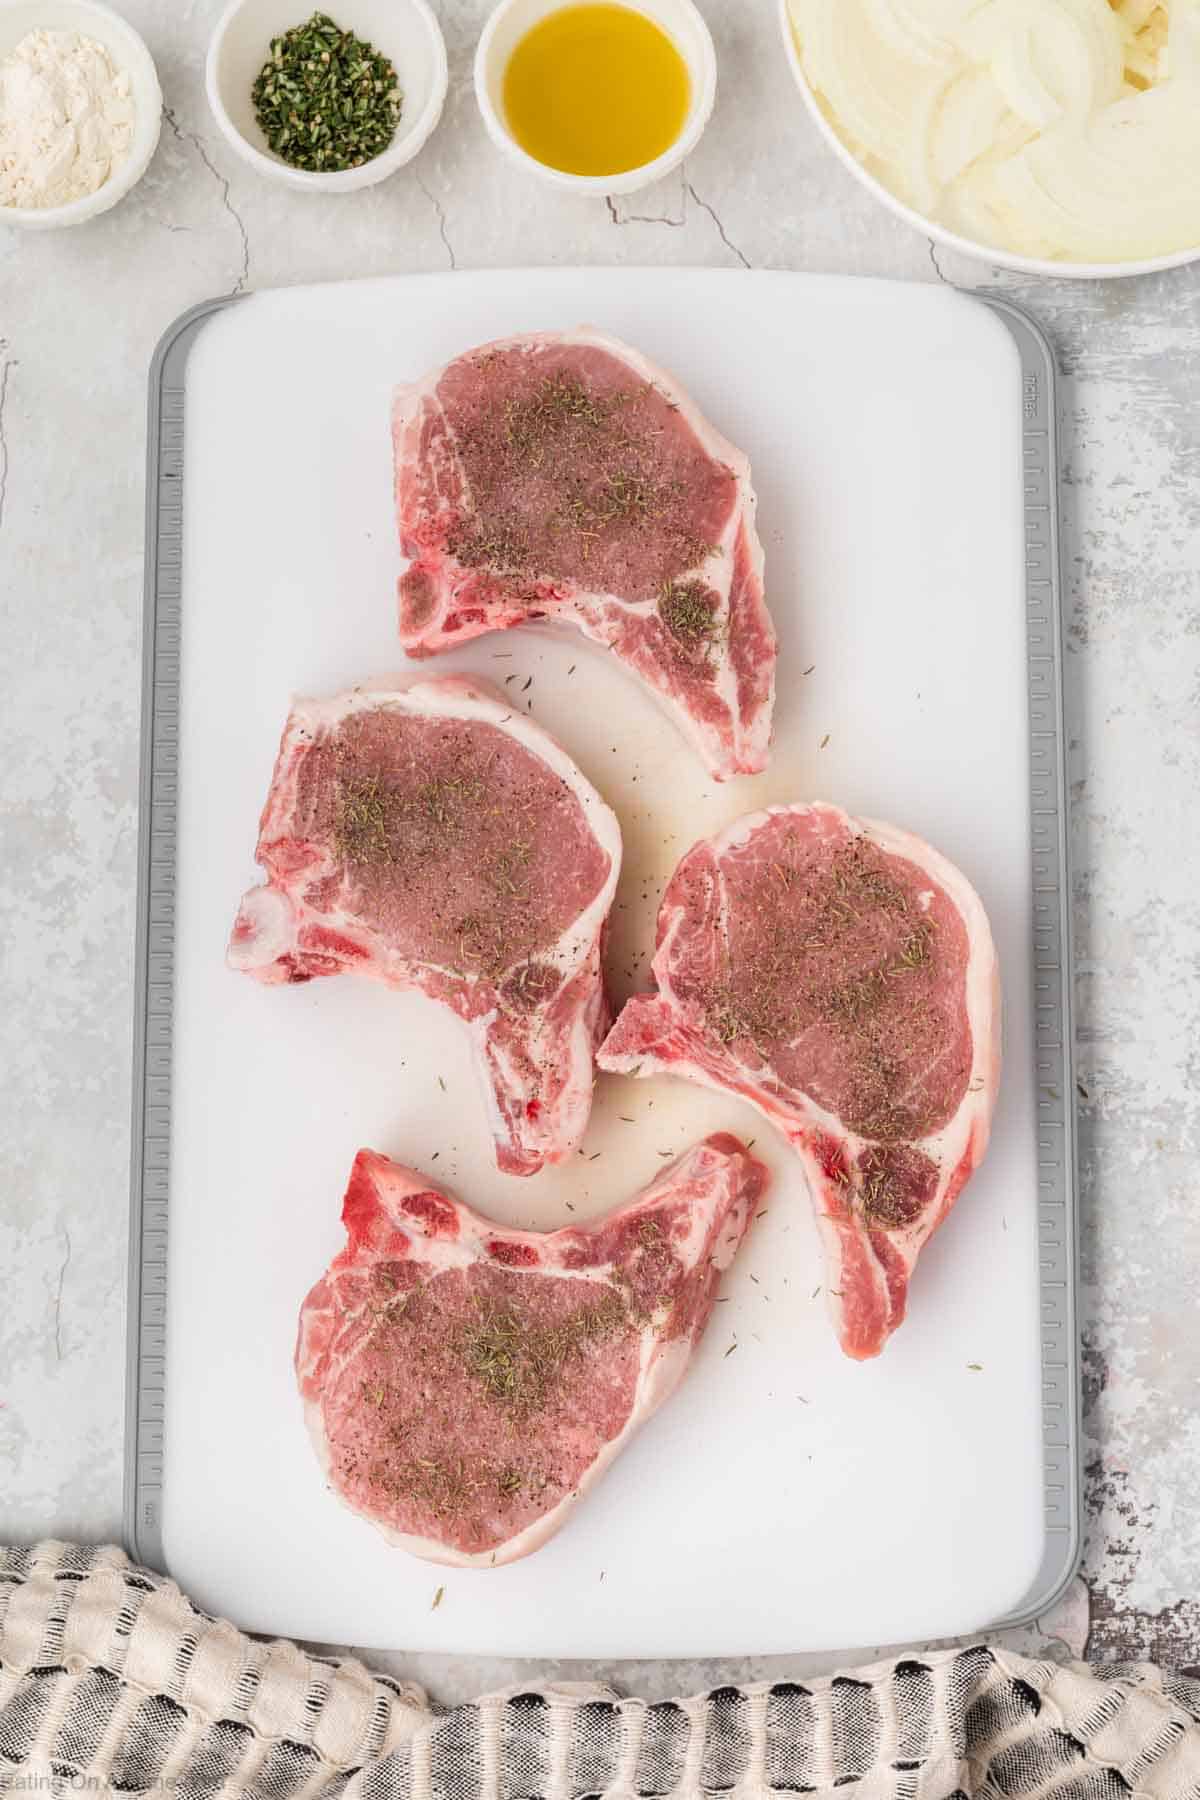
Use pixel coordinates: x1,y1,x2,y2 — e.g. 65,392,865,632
597,802,1002,1362
227,680,622,1176
252,12,402,172
295,1140,765,1564
392,332,777,781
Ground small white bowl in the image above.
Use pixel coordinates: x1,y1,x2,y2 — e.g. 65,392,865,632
206,0,447,192
778,0,1200,282
474,0,716,196
0,0,162,230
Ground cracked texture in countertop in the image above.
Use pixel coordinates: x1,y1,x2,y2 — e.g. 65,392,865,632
162,105,251,294
2,0,1199,1700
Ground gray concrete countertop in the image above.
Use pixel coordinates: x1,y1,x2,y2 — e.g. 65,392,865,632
3,0,1199,1704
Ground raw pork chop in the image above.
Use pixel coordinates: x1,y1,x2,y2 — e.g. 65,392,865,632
295,1135,768,1566
228,675,621,1176
392,329,776,781
598,804,1000,1359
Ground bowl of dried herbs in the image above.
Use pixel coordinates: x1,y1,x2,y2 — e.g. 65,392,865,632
206,0,447,190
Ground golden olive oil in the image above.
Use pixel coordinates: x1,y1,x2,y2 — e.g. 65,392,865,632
503,4,691,178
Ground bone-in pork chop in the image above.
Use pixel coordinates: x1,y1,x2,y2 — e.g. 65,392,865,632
598,804,1000,1358
295,1135,768,1565
228,675,621,1176
392,329,776,781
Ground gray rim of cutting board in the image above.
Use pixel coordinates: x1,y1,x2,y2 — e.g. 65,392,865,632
124,281,1081,1640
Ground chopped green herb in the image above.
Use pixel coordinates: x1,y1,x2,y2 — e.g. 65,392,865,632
252,12,402,173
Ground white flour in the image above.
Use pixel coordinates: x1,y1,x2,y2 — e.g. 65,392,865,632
0,28,135,210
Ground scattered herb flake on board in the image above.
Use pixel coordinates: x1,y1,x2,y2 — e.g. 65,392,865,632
967,1361,983,1372
819,733,830,749
723,1340,738,1358
431,1585,445,1611
437,1076,446,1091
802,664,816,676
252,12,402,173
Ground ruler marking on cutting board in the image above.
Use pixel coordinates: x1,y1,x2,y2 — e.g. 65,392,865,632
125,282,1082,1640
985,296,1081,1573
125,301,238,1565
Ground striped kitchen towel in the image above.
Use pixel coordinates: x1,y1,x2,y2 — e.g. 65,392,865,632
3,1542,1200,1799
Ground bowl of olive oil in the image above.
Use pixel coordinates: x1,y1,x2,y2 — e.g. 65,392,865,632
475,0,716,194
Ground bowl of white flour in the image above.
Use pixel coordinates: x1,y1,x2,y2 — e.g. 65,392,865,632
0,0,161,228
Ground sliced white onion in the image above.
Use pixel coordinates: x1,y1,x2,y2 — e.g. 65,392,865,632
1115,0,1162,33
1167,0,1200,76
955,0,1125,124
930,66,1021,182
978,78,1200,258
943,155,1061,255
790,0,1200,262
860,0,988,64
788,0,956,210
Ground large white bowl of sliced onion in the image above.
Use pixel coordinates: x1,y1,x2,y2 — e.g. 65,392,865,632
780,0,1200,279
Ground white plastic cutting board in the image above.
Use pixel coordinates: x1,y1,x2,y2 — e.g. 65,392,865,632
163,269,1044,1656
